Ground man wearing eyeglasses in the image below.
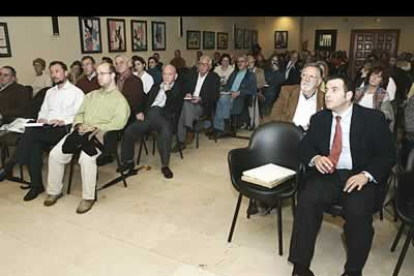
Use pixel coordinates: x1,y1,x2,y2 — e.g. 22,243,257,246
172,55,220,151
209,55,257,138
273,63,325,131
0,66,31,124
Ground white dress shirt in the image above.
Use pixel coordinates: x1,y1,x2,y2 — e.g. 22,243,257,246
193,73,208,97
152,82,174,108
292,91,318,129
134,71,154,94
32,71,53,96
38,80,85,125
358,93,374,109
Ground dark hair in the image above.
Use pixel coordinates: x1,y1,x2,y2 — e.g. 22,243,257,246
327,75,355,101
1,66,17,77
219,54,231,65
131,55,147,70
108,64,116,74
49,61,68,71
82,56,96,64
101,56,113,65
366,63,390,89
148,56,157,64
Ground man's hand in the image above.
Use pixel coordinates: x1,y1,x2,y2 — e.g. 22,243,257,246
344,173,369,193
314,155,334,174
49,119,65,127
191,96,201,104
136,112,145,121
37,118,48,124
185,93,192,99
231,91,241,99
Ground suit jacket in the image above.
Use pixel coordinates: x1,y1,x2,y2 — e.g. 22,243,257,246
224,70,257,115
300,104,395,184
185,71,220,117
119,74,145,114
274,85,325,123
0,82,31,121
139,82,183,118
284,62,302,85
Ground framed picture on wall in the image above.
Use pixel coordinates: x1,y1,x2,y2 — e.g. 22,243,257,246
107,18,126,52
217,32,228,50
78,17,102,54
274,31,288,49
314,29,337,51
234,28,243,49
203,31,215,50
243,30,252,49
187,30,201,50
152,21,166,51
0,22,12,57
131,20,147,51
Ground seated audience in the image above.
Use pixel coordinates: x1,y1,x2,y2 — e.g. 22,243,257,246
69,60,84,84
44,62,130,214
0,61,84,201
119,65,182,179
153,53,164,72
273,63,325,130
132,55,154,94
32,58,52,97
76,56,100,94
354,64,395,130
214,54,235,91
172,55,220,151
147,57,163,86
289,75,395,276
210,54,256,138
170,49,187,70
284,51,302,85
263,55,285,115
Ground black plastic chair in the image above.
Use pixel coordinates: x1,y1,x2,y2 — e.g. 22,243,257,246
227,121,305,256
66,130,128,200
389,148,414,276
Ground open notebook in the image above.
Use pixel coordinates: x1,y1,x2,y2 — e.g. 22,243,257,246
241,163,296,188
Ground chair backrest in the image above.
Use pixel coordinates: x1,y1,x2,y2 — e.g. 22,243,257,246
395,169,414,223
248,121,304,171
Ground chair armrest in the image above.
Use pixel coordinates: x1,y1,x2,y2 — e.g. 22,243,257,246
228,147,255,190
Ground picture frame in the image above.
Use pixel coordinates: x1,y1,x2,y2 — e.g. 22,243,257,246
131,20,147,52
203,31,215,50
314,29,337,51
78,17,102,54
107,18,126,52
274,31,288,49
243,29,252,49
234,28,243,49
0,22,12,57
152,21,166,51
217,32,228,50
187,30,201,50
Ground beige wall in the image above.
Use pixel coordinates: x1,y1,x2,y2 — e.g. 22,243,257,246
0,16,264,85
302,16,414,54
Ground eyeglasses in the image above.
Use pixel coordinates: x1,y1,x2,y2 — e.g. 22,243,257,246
97,72,112,76
198,62,209,67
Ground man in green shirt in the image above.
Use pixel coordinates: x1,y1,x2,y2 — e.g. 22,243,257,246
43,62,130,214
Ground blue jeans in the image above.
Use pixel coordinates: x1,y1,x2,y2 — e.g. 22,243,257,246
213,95,233,131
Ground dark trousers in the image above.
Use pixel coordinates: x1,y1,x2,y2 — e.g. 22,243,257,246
121,107,173,167
288,170,378,273
14,126,69,189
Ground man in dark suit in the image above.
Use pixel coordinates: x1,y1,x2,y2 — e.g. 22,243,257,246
172,55,220,151
119,65,182,179
284,51,302,85
210,54,257,138
289,76,395,276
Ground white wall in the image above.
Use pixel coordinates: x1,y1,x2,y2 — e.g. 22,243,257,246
0,16,264,85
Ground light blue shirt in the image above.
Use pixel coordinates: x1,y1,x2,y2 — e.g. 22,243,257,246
230,70,247,92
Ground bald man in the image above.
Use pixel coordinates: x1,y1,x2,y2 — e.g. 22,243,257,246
119,65,183,179
44,62,130,214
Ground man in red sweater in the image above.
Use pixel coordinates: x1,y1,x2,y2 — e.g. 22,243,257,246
76,56,100,94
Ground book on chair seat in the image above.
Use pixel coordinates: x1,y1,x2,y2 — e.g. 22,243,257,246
241,163,296,188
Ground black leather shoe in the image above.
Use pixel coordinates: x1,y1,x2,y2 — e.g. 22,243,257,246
116,161,135,173
292,264,315,276
23,186,45,201
247,200,259,216
171,142,185,153
161,166,173,179
0,161,15,182
96,154,114,166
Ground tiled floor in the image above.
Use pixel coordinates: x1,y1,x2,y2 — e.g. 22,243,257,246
0,119,413,276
